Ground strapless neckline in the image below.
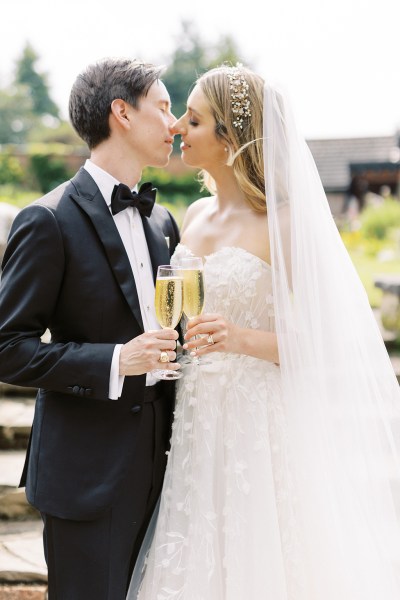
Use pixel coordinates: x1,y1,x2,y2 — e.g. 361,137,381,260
176,243,272,270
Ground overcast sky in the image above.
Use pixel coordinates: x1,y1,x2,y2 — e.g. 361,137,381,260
2,0,399,140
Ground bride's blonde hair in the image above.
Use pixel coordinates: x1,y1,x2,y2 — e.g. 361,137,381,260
197,64,266,213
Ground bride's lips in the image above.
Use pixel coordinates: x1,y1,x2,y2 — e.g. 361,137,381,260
180,141,191,151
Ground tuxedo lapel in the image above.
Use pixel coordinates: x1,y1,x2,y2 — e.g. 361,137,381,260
69,170,144,330
142,214,171,281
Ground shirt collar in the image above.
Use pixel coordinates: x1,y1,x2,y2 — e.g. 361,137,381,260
83,159,138,208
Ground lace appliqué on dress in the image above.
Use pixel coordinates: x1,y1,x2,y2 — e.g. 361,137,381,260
132,245,303,600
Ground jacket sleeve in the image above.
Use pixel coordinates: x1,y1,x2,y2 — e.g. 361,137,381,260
0,204,114,400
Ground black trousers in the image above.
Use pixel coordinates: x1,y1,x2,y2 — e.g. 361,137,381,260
42,385,172,600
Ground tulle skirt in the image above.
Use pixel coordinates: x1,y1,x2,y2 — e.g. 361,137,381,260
128,355,302,599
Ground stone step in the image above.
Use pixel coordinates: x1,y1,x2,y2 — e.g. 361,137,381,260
0,584,47,599
0,454,46,591
0,520,47,585
0,400,35,450
0,452,26,490
0,489,38,523
0,452,39,522
0,384,36,398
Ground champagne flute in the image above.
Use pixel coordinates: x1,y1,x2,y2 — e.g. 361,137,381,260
179,256,210,366
153,265,184,380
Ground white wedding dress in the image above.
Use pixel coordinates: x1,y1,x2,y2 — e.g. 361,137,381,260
128,243,302,599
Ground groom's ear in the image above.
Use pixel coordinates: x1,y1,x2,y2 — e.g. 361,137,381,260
110,99,131,129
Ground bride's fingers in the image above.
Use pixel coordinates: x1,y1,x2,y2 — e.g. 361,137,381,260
189,340,220,356
184,322,223,341
183,332,220,348
183,334,216,350
185,314,220,334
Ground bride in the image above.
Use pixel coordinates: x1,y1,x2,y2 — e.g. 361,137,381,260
128,64,400,599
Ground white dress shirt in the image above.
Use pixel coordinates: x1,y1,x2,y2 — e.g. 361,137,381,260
83,159,161,398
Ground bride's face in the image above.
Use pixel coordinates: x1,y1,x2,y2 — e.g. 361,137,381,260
171,85,227,170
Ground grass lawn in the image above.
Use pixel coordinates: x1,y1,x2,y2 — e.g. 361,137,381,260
346,249,400,308
341,227,400,309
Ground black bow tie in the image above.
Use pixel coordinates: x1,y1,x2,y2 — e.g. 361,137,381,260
111,182,156,217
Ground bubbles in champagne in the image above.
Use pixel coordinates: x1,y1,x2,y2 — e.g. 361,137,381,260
155,277,183,329
183,269,205,319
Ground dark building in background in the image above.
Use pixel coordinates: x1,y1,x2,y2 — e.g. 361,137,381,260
307,133,400,216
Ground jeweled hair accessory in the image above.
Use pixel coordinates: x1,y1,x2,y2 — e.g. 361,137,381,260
226,64,251,129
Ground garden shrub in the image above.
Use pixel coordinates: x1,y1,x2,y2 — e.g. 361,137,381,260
361,199,400,240
0,153,24,185
30,153,72,193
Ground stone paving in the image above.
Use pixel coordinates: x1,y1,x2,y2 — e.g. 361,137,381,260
0,390,47,598
0,521,46,583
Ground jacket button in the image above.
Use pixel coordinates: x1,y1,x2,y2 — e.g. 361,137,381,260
130,405,142,414
72,385,80,394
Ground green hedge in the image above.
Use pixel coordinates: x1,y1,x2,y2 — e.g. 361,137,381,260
0,154,24,185
29,154,73,193
0,145,205,209
142,167,202,206
361,199,400,240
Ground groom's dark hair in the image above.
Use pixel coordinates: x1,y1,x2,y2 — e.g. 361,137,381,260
69,58,163,149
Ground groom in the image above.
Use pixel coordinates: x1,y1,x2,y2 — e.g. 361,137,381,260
0,58,180,599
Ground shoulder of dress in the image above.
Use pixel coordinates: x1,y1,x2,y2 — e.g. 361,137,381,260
186,195,214,215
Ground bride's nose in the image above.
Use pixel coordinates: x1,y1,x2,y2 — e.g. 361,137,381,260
170,116,187,136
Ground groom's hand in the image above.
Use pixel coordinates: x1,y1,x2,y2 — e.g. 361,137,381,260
119,329,180,376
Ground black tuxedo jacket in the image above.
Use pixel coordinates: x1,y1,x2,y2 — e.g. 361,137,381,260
0,168,180,520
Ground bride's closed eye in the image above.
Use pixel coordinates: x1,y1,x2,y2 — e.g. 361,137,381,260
189,119,199,127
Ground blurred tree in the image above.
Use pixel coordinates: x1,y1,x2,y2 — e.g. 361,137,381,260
27,119,85,146
207,34,247,69
162,22,208,125
15,43,59,118
162,21,248,150
0,85,35,143
0,43,83,145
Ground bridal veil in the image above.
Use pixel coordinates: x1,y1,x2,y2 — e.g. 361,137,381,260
264,81,400,598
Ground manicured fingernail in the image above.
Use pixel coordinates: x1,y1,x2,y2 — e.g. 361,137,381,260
182,344,188,349
190,351,196,357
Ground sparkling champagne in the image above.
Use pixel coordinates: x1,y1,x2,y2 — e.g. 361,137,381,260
183,269,205,319
155,276,183,329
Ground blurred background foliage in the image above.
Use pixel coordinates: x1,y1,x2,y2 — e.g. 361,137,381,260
0,20,244,216
340,198,400,307
1,21,400,311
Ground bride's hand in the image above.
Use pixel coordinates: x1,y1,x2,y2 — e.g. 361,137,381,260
183,313,241,356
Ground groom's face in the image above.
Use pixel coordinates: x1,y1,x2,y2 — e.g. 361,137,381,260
127,80,176,169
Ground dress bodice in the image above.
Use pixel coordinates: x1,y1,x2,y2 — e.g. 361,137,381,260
171,244,275,333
